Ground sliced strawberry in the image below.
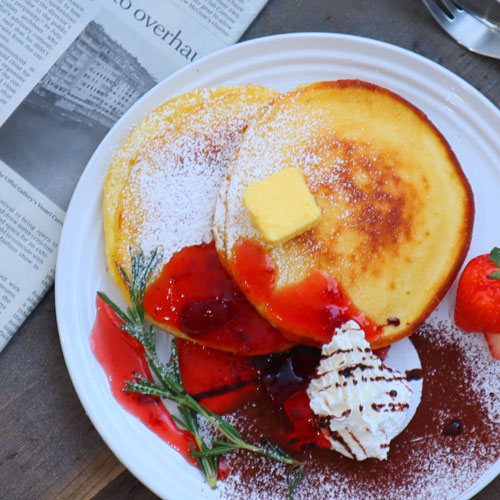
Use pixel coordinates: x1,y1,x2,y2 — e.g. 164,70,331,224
485,333,500,360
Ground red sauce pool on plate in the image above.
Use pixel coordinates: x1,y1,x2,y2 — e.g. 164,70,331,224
176,338,330,450
91,296,500,499
91,294,329,453
90,295,196,464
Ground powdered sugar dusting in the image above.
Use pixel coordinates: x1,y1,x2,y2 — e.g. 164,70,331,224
115,86,277,271
217,84,417,289
122,127,242,263
220,94,315,220
418,321,500,423
215,90,334,285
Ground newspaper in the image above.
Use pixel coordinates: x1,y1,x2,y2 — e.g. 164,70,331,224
0,0,268,351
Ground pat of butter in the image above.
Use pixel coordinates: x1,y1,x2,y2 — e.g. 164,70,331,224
243,167,321,245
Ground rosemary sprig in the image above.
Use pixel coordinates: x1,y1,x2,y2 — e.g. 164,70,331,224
98,248,305,497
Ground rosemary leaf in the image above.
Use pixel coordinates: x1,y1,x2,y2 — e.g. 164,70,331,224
287,464,306,500
100,247,305,497
189,442,239,457
124,381,170,398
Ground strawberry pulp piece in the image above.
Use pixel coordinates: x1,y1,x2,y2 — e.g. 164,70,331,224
176,338,259,414
282,389,331,450
177,338,333,448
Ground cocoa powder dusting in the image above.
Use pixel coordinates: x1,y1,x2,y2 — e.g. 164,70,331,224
204,320,500,500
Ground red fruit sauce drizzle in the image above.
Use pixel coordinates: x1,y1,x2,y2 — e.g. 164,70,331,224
231,239,381,344
177,337,332,450
90,238,500,498
143,242,293,355
91,292,331,451
91,240,387,479
90,295,197,465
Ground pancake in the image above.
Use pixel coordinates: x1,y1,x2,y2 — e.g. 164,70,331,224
103,85,294,354
214,80,474,348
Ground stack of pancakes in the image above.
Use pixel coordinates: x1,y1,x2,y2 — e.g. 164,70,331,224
104,80,474,351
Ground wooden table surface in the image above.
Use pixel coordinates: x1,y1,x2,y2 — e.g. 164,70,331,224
2,0,500,499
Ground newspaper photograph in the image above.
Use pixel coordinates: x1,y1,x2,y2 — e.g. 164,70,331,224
0,0,267,350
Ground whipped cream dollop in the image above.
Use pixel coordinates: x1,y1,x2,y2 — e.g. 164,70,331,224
306,320,413,461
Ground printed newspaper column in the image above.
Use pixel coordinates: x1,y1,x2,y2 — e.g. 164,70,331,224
0,161,63,349
0,0,268,352
172,0,268,43
0,0,98,126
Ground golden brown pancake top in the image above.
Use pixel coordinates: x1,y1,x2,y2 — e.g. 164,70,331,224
215,80,474,347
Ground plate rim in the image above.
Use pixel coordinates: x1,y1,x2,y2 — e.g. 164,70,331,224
55,31,500,500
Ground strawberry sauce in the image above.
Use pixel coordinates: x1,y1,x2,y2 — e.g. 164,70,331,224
143,243,293,355
91,293,329,457
93,239,383,461
231,239,381,344
90,295,197,464
177,337,260,415
90,294,500,500
176,338,330,450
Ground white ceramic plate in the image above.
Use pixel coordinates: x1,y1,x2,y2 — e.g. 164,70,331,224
55,33,500,499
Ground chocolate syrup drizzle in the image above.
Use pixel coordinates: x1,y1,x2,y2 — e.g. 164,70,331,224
211,322,500,500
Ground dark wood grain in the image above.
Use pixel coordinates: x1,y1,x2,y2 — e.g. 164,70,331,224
1,1,499,499
0,289,125,500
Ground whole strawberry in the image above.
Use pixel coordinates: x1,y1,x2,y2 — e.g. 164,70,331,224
455,247,500,360
455,247,500,334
